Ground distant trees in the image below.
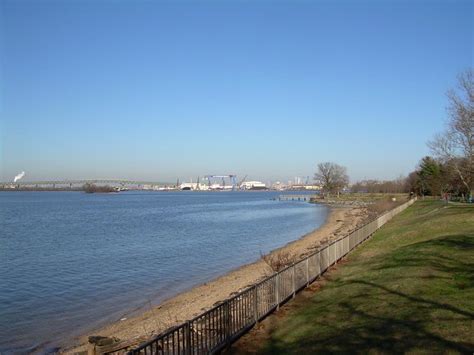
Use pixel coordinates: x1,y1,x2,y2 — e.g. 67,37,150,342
339,70,473,201
400,69,474,200
350,161,453,197
405,171,420,195
314,162,349,197
403,154,472,198
428,69,473,199
83,183,117,193
417,156,444,196
351,177,407,194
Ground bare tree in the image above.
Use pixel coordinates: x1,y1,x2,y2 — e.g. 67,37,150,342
428,69,474,198
314,162,349,197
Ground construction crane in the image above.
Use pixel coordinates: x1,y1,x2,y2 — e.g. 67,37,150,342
238,175,248,189
204,175,238,190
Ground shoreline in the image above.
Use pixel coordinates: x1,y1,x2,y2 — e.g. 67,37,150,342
63,203,368,353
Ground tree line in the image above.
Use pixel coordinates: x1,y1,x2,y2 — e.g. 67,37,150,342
314,69,473,201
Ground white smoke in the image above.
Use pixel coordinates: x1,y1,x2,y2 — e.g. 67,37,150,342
13,171,25,183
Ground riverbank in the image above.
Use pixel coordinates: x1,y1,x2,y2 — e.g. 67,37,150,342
230,200,474,353
63,204,369,353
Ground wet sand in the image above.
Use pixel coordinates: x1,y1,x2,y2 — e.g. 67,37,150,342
63,204,368,353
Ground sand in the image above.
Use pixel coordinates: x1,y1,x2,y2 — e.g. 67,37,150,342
63,204,368,354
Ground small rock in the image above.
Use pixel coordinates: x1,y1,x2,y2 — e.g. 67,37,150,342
88,336,119,347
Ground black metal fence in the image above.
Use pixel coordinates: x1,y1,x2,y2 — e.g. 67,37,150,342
107,198,416,355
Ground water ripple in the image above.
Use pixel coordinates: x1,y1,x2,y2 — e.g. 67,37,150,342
0,191,327,352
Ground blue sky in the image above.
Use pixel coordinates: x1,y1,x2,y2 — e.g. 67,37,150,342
1,0,472,183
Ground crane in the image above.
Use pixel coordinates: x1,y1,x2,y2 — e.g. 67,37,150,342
204,175,238,190
238,175,248,189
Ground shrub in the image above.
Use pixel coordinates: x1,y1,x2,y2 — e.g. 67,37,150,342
260,250,296,272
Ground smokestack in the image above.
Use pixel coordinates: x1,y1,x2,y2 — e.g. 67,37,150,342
13,171,25,183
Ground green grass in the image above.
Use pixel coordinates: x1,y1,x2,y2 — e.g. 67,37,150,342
323,192,409,202
256,201,474,354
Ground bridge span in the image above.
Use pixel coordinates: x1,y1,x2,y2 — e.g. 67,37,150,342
0,179,170,188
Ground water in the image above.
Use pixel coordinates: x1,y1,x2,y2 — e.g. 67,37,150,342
0,191,327,353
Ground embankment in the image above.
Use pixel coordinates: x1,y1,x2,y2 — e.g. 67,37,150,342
64,204,368,353
232,200,474,354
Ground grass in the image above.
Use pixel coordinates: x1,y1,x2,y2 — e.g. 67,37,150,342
315,192,410,216
324,192,409,202
235,200,474,354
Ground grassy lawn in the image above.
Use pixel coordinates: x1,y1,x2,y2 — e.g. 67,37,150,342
326,192,409,202
235,200,474,354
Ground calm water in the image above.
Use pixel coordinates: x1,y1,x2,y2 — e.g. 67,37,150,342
0,191,327,353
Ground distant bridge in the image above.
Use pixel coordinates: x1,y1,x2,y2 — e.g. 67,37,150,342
0,179,171,187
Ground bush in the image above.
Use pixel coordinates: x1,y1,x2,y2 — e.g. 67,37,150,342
260,250,296,272
83,183,117,193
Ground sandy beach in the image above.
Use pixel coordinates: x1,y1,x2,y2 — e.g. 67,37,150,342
63,204,368,354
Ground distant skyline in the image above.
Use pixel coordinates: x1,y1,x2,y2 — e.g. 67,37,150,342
1,0,472,183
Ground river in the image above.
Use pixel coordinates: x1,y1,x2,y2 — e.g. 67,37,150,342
0,190,327,353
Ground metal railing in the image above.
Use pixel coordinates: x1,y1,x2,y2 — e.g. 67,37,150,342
107,198,416,355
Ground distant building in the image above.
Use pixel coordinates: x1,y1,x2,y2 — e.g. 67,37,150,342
240,181,267,190
287,184,322,191
271,181,286,191
304,185,322,190
179,182,210,191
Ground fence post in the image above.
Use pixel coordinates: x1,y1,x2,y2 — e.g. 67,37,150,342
305,258,309,287
253,286,258,323
185,321,192,355
225,301,231,349
292,266,296,298
275,273,280,310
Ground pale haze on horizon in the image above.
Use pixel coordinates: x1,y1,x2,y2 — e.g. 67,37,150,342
1,0,472,183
